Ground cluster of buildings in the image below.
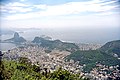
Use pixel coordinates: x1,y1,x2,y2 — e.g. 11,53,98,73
2,45,83,74
1,44,120,80
84,64,120,80
78,43,102,50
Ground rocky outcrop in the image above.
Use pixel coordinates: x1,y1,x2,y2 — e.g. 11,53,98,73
4,32,26,43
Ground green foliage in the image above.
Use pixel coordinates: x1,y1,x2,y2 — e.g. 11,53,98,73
0,57,88,80
66,40,120,72
49,68,85,80
18,57,32,65
100,40,120,57
0,58,42,80
0,60,17,80
66,50,120,72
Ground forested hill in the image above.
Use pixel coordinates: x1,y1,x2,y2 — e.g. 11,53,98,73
32,37,79,52
100,40,120,57
66,40,120,72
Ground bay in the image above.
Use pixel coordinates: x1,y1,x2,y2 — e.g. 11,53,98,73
0,27,120,51
0,43,16,51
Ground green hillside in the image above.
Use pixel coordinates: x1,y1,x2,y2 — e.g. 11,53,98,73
32,37,79,52
100,40,120,57
66,40,120,72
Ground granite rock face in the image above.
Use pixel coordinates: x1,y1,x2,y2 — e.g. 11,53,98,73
14,32,19,39
4,32,26,43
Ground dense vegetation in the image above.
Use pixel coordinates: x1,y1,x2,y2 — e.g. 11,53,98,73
66,40,120,72
66,50,120,72
0,57,88,80
100,40,120,57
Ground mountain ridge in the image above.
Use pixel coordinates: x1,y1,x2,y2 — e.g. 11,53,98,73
32,36,79,52
66,40,120,72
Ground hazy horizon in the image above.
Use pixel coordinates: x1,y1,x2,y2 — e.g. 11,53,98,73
1,27,120,44
0,0,120,44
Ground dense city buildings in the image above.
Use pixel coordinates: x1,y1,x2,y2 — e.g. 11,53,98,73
1,43,120,80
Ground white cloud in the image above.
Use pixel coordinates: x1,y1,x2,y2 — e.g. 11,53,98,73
95,11,118,16
8,6,32,13
8,2,28,7
100,0,116,5
1,2,32,13
2,14,120,29
5,13,37,20
33,4,47,9
2,0,119,20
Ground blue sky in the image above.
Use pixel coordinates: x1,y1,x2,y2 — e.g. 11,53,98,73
0,0,120,29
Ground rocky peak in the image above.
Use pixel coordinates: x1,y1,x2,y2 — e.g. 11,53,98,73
14,32,19,39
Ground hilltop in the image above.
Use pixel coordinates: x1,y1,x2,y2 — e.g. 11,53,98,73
32,37,79,52
100,40,120,57
66,40,120,72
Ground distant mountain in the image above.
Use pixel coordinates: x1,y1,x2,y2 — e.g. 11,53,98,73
100,40,120,57
4,32,26,43
40,35,52,40
66,40,120,72
32,37,79,52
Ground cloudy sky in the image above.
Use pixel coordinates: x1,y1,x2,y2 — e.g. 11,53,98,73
0,0,120,29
